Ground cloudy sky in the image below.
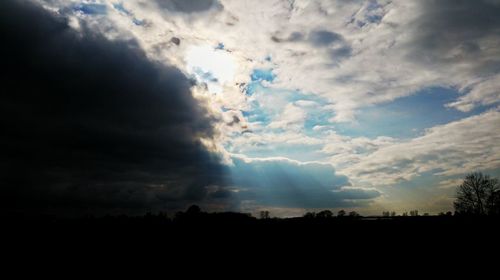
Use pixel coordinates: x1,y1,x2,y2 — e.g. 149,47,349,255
1,0,499,216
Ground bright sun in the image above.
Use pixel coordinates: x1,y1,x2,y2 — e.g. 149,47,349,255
185,45,236,94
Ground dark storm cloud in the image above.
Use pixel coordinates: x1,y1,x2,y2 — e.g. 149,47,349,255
409,0,500,72
0,0,227,215
155,0,222,13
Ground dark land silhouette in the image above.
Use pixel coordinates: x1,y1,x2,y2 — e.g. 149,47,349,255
3,204,499,255
3,173,499,254
3,172,499,231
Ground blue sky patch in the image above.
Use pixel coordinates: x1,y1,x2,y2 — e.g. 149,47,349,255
132,18,145,26
113,2,131,16
113,3,144,26
250,69,276,82
246,69,275,96
215,42,225,50
73,3,107,15
334,87,492,139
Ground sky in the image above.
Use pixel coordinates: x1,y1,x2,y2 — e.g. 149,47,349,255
1,0,499,217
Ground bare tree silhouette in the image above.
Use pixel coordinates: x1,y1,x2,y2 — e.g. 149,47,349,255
454,172,500,216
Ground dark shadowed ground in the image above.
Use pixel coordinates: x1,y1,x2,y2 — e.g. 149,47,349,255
3,209,499,249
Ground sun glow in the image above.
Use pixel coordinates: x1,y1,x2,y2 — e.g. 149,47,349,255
185,45,236,94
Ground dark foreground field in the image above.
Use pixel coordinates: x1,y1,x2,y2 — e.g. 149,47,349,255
2,211,499,268
3,210,498,243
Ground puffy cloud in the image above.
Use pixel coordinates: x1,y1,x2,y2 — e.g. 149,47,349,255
268,103,307,130
406,0,500,112
227,155,380,209
268,0,500,121
446,75,500,112
34,0,500,123
342,109,500,186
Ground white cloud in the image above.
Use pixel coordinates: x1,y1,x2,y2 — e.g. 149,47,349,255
342,109,500,186
185,45,237,94
37,0,500,124
227,154,381,209
268,103,306,130
447,74,500,112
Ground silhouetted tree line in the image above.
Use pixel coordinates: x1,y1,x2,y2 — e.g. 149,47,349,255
2,173,498,229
